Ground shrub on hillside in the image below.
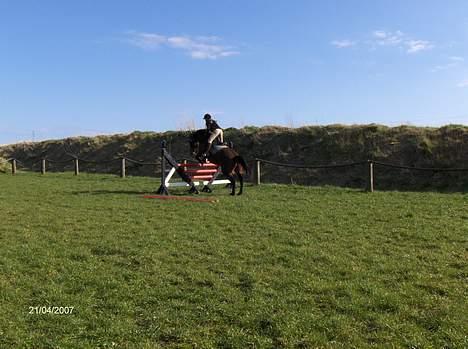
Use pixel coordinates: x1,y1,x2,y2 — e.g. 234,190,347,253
0,157,10,173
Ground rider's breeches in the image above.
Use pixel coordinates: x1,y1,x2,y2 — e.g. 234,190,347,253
208,129,223,143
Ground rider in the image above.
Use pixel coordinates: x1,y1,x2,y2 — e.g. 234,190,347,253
201,113,224,160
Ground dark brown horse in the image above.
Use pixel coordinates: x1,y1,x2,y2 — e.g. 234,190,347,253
189,129,248,195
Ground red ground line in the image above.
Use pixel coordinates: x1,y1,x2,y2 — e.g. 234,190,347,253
142,195,218,203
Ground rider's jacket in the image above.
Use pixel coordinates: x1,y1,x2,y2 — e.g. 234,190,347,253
205,119,222,132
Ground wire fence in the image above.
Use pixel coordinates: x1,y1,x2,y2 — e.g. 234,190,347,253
3,155,159,178
254,158,468,192
2,153,467,192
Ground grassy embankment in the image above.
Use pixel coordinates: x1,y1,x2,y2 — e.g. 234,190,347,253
0,172,466,348
1,124,468,190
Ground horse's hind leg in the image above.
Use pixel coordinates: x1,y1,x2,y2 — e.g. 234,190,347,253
227,175,236,195
237,172,243,195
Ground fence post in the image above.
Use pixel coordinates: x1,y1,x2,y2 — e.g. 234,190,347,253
367,160,374,192
120,158,126,178
41,159,46,175
74,158,79,176
11,159,17,175
255,159,261,185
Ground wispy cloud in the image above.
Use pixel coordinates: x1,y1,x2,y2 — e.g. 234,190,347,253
372,30,433,53
431,56,464,72
457,80,468,88
331,40,356,48
125,31,239,60
449,56,464,62
332,30,434,54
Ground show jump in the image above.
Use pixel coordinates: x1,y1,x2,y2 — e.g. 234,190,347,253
156,141,230,195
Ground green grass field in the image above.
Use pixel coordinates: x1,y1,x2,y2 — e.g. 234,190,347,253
0,172,466,348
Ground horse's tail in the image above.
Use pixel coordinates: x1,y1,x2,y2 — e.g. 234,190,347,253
233,156,249,175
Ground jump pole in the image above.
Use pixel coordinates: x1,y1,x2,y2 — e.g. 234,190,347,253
156,141,169,195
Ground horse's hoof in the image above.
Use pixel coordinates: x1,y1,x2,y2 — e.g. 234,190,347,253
230,192,235,196
237,192,243,195
201,186,212,193
188,187,199,194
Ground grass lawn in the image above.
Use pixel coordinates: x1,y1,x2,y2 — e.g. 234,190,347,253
0,172,466,348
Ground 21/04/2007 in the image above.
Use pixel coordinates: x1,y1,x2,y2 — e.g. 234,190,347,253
29,306,74,315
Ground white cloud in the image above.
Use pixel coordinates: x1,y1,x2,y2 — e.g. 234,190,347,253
369,30,434,54
331,40,356,48
373,30,387,39
405,40,433,54
125,31,239,60
457,80,468,88
373,30,404,46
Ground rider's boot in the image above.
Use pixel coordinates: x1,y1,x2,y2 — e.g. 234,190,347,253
201,143,212,162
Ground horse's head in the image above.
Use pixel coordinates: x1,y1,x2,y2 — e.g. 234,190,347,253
188,132,199,156
188,129,209,156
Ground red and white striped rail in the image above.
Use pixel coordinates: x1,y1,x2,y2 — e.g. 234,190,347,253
165,162,230,188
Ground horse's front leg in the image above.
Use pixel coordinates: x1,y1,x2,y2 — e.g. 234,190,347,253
195,151,204,163
188,184,199,194
201,185,212,193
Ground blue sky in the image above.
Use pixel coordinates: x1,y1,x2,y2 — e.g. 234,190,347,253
1,0,468,143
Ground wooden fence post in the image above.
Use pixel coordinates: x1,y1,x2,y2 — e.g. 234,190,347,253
120,158,126,178
41,159,46,175
74,158,79,176
11,159,17,175
255,159,261,185
367,160,374,192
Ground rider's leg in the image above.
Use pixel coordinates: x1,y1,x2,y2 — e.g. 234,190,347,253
218,129,224,143
202,129,221,159
201,142,212,162
204,142,212,155
207,129,221,144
